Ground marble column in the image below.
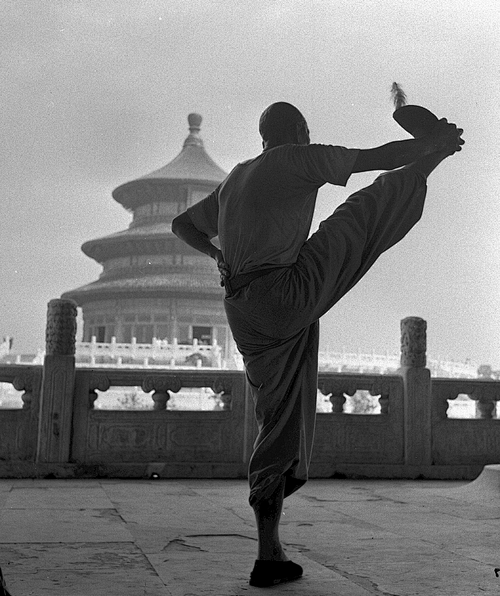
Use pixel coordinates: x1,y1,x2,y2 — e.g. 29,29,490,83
36,299,78,464
399,317,432,467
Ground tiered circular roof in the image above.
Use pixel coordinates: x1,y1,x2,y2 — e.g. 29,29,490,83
62,114,227,304
112,113,227,211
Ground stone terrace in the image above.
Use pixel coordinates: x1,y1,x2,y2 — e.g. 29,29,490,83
1,469,500,595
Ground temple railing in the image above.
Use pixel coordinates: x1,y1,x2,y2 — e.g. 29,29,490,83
0,364,42,462
69,368,255,477
431,378,500,466
76,336,223,368
0,301,498,479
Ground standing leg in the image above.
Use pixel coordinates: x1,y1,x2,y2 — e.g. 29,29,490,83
249,474,303,587
224,304,316,587
252,476,288,561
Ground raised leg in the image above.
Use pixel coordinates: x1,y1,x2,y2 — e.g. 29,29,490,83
405,149,452,178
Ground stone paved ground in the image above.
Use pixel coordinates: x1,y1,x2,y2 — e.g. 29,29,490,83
0,468,499,595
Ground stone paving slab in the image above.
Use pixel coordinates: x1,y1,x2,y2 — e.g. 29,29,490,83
0,482,13,510
12,479,103,488
283,521,497,595
148,550,374,596
4,485,113,510
1,476,500,595
0,508,132,543
1,543,170,596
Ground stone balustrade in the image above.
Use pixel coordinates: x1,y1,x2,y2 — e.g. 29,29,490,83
76,336,223,368
7,336,477,378
0,305,499,479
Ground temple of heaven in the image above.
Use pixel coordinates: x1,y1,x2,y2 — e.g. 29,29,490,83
62,114,235,360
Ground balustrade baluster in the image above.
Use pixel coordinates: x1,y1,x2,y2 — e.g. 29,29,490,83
89,389,99,409
142,375,181,410
476,397,495,419
378,394,389,415
151,391,170,410
218,393,232,410
88,373,110,409
330,393,346,413
13,372,34,410
211,377,232,411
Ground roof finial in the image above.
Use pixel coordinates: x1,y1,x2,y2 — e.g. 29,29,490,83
184,113,204,147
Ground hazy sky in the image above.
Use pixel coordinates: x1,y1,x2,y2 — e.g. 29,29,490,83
1,0,499,367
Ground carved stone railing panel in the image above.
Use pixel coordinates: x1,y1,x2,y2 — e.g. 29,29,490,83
4,355,500,477
0,365,42,461
318,373,395,415
432,379,500,421
70,369,249,470
83,370,233,412
312,373,405,467
431,379,500,465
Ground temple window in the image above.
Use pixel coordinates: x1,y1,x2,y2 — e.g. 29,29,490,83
192,326,213,345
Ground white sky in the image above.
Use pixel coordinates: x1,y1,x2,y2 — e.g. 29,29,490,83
1,0,499,367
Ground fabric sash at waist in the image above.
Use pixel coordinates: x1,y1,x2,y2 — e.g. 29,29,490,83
223,267,287,297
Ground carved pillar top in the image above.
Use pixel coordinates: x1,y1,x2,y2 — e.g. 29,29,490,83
46,299,78,356
400,317,427,368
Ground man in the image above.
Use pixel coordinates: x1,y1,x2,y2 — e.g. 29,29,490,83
172,102,463,587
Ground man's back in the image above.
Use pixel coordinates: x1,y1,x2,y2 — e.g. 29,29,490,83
189,143,358,277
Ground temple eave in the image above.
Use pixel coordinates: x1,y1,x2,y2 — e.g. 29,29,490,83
63,272,223,298
113,175,224,211
62,283,224,305
81,234,179,262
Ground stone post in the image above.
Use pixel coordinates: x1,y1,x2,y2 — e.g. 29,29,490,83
399,317,432,467
36,299,78,464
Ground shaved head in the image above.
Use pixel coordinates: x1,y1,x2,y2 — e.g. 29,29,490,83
259,102,309,149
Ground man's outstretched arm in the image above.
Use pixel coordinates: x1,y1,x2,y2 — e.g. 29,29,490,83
171,212,230,280
352,119,464,173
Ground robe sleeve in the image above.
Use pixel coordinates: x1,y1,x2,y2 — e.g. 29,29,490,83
186,187,220,239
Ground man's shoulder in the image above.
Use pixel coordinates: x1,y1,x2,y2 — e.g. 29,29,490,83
237,156,260,167
296,143,347,153
268,143,348,157
235,144,344,164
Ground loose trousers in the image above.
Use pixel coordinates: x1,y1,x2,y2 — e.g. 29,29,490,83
223,167,427,507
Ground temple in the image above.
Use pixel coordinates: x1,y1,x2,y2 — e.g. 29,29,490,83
62,114,235,362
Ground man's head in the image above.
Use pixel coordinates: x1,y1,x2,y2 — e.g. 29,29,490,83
259,102,310,150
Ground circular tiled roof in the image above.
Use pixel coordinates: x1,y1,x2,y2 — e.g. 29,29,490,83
81,224,176,262
62,272,224,305
112,114,226,210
